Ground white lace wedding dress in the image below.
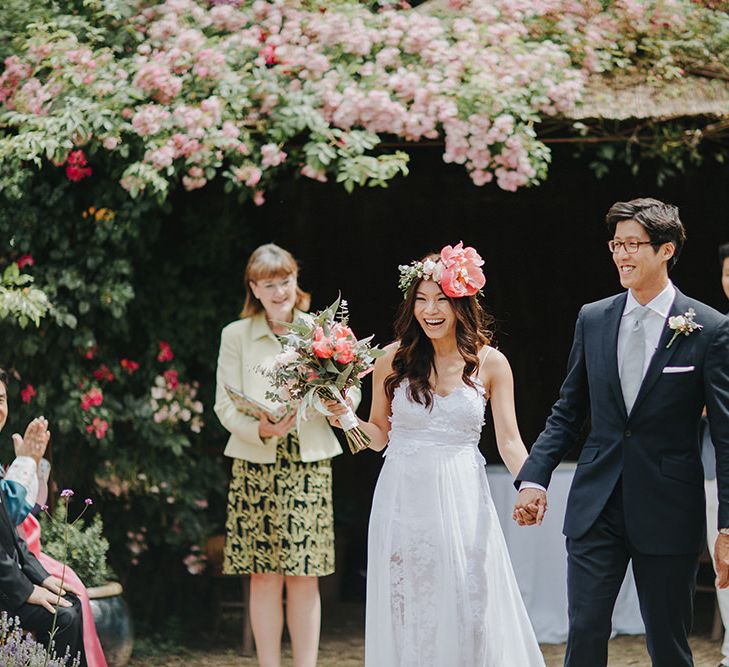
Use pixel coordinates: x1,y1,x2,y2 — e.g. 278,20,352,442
365,378,545,666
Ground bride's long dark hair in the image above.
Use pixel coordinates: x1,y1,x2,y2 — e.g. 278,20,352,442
384,268,494,410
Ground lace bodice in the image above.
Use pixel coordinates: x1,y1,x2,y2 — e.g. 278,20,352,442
385,379,486,458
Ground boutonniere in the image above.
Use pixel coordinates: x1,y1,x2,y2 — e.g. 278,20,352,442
667,308,703,348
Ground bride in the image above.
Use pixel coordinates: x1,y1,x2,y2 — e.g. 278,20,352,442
329,242,545,666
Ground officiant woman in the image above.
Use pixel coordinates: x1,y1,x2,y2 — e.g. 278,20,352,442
214,243,357,667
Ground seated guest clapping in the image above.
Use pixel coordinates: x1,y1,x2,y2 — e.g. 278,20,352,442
0,368,87,666
1,405,108,667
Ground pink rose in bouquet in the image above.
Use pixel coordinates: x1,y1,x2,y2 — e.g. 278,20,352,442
312,327,335,359
334,339,356,364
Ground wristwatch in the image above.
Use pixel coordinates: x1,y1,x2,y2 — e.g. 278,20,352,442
720,528,729,536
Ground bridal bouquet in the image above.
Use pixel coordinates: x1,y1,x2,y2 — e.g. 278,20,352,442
264,297,383,454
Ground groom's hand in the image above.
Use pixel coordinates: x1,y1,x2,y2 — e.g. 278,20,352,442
716,534,729,588
513,488,547,526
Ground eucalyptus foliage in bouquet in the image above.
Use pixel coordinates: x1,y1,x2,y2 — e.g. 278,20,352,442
0,612,80,666
265,297,383,454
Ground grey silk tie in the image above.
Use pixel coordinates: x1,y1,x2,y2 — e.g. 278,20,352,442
621,306,650,414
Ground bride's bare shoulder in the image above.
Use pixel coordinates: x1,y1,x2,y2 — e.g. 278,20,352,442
478,345,511,380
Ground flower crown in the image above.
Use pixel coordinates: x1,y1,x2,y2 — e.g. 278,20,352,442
398,241,486,299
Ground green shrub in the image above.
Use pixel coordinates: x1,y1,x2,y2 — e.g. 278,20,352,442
41,505,115,588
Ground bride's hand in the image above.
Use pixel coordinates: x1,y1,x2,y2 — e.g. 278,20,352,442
322,398,352,429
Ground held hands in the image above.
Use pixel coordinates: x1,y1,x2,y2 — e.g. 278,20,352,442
258,412,297,439
512,488,548,526
13,417,51,464
715,534,729,589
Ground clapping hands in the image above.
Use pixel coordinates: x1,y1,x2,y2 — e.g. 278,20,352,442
512,488,548,526
12,416,50,464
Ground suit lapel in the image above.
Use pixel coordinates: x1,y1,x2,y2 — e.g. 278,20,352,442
628,289,690,418
603,293,628,419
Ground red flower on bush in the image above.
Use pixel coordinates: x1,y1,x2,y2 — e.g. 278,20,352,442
86,417,109,439
80,387,104,411
258,44,279,66
21,384,36,404
83,345,98,360
120,359,140,374
157,341,174,362
16,254,34,269
93,365,115,382
65,150,92,182
163,369,179,390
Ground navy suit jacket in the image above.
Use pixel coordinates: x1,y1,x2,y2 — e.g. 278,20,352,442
516,288,729,555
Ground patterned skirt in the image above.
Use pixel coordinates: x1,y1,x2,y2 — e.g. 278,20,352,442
223,433,335,576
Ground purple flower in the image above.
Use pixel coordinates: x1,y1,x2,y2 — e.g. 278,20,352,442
60,489,74,498
84,498,93,505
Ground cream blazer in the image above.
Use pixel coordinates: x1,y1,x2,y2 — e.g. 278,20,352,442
214,312,357,464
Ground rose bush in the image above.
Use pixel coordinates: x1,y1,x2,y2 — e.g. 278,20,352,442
0,173,230,628
1,0,726,203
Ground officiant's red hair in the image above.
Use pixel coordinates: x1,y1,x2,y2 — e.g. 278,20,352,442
241,243,311,317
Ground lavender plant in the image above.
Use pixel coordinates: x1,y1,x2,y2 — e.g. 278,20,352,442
0,612,80,667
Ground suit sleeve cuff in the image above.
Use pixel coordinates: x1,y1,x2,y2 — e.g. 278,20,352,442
519,481,547,493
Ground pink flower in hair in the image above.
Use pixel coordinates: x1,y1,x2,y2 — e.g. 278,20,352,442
439,241,486,298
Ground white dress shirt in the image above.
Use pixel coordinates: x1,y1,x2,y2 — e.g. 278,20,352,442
617,281,676,381
520,282,677,495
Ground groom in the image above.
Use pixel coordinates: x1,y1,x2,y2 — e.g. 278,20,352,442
514,198,729,667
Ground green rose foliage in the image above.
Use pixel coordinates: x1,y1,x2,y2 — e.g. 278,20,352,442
2,0,727,201
0,263,52,328
0,160,230,626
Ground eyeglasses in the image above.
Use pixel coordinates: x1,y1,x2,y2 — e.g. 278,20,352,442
608,240,653,254
254,277,294,292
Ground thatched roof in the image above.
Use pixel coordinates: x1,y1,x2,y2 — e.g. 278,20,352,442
414,0,729,122
569,73,729,121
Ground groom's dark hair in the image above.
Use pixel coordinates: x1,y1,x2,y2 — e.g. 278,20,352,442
0,368,8,390
605,197,686,271
720,242,729,265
